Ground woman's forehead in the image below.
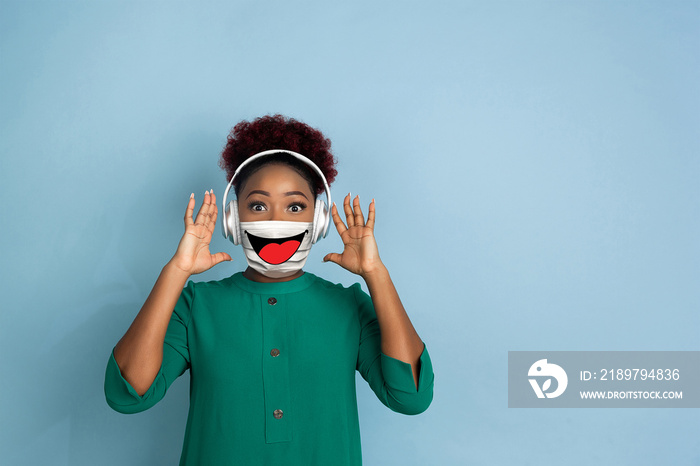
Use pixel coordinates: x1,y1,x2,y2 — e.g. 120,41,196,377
240,163,314,197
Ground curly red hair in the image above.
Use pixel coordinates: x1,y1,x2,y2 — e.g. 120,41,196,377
219,114,337,195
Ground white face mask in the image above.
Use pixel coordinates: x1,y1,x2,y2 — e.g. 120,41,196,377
239,221,314,278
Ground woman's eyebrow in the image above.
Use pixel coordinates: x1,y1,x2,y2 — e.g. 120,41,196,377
245,189,270,199
284,191,309,200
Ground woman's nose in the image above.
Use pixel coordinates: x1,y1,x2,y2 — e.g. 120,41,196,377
270,207,286,221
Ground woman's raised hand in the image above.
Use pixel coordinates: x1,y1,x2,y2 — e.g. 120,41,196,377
171,190,232,275
323,194,385,278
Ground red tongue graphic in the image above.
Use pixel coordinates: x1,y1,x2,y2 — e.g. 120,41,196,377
259,240,302,265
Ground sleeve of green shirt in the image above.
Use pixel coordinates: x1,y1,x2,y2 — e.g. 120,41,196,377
353,284,435,415
104,281,194,414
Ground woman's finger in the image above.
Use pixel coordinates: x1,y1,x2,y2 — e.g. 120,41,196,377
366,198,376,230
193,190,207,226
343,193,355,227
206,191,218,232
331,203,348,235
194,190,212,226
184,193,195,226
211,251,232,265
323,252,342,264
353,195,365,227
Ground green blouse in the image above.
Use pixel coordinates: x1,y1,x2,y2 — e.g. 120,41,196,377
104,272,434,465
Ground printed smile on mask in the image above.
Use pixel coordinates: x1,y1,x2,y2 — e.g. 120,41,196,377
245,230,308,265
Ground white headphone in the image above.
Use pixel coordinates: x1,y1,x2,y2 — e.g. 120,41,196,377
221,149,333,245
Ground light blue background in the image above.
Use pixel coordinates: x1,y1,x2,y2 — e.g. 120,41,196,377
1,1,698,465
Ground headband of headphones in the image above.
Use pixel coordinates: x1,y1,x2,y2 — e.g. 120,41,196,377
221,149,333,244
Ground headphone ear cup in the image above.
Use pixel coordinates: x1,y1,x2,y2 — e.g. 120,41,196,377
222,201,230,239
223,200,240,245
312,198,329,243
231,201,241,245
320,200,330,239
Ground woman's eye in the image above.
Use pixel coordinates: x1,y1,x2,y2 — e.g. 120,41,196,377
250,203,266,212
289,204,305,213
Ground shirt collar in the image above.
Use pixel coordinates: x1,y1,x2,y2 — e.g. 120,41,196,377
229,271,316,295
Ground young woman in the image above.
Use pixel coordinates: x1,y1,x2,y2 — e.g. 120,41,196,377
104,115,434,465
